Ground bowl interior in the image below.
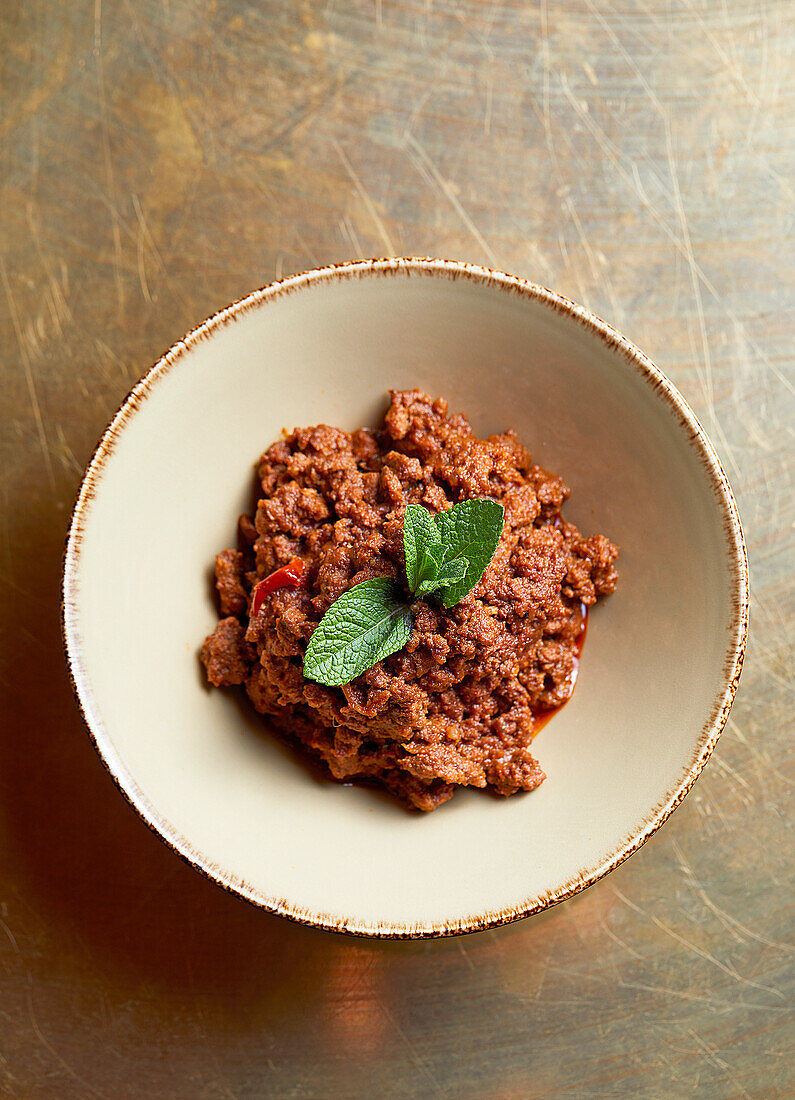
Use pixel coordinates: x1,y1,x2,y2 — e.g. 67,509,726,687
65,262,745,934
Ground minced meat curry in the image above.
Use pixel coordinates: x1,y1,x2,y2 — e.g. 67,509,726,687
201,390,618,811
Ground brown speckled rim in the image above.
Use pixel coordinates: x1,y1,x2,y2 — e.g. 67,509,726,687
63,257,749,938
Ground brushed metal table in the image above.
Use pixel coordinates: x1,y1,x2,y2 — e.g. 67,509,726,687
1,2,792,1096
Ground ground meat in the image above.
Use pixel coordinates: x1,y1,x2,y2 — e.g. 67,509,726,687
201,390,618,811
201,617,250,687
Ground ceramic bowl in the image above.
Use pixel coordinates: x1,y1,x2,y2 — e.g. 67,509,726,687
63,258,748,937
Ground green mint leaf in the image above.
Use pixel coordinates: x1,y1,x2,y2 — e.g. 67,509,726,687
415,542,445,589
304,500,503,684
403,504,442,592
303,577,413,686
415,557,468,598
436,556,469,585
433,499,504,607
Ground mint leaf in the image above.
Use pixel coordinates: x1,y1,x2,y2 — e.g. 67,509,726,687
303,498,504,686
414,542,445,590
403,504,442,591
433,499,504,606
415,557,467,598
303,577,412,686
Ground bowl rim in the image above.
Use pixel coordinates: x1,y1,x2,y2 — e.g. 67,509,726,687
62,257,749,938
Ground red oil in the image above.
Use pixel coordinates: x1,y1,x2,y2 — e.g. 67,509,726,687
531,603,589,738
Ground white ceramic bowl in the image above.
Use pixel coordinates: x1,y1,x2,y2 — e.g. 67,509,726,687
63,259,747,937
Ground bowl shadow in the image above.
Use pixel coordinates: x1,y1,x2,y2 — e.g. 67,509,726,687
0,499,353,1016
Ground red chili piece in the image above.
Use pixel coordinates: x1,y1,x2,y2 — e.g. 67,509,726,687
251,558,306,617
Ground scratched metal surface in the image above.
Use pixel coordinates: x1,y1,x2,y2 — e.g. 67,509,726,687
1,1,793,1096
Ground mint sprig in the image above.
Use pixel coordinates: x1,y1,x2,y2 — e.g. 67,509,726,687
303,499,504,686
